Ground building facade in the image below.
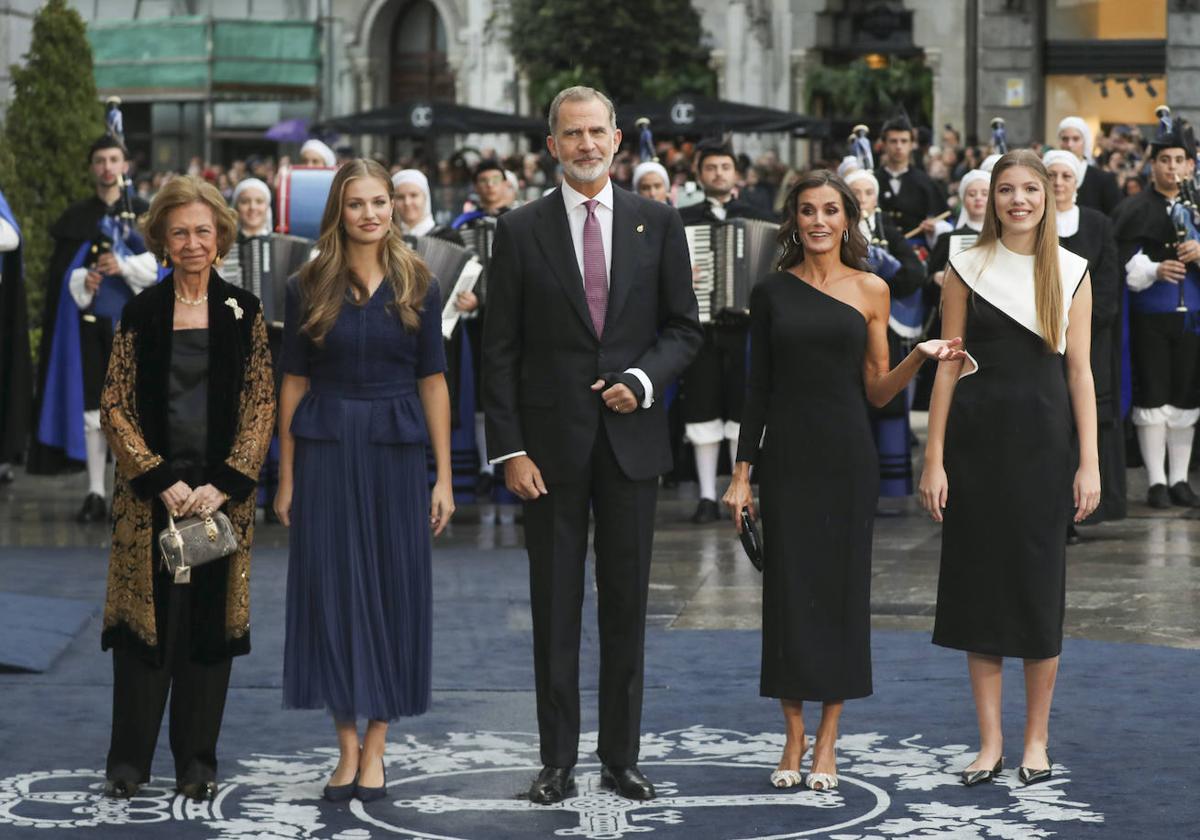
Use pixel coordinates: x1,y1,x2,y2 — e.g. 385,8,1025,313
0,0,1196,168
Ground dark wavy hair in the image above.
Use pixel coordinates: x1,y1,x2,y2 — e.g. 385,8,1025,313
776,169,869,272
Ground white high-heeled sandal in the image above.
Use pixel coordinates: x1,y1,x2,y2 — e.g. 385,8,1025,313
805,772,838,791
769,769,803,789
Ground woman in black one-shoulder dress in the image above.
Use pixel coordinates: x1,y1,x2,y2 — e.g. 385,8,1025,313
920,150,1099,788
724,170,964,792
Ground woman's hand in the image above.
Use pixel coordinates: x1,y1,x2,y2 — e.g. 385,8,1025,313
721,476,756,534
160,481,193,516
1073,464,1101,523
918,462,949,523
430,479,456,536
178,483,228,518
273,480,292,527
915,336,966,362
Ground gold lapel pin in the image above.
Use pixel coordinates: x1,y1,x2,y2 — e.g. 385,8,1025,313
636,224,645,233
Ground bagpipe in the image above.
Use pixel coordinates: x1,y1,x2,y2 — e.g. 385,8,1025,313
86,171,147,323
1170,172,1200,313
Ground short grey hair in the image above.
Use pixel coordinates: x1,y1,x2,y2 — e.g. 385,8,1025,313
547,86,617,135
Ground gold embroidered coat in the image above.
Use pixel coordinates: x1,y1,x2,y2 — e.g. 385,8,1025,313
100,273,275,664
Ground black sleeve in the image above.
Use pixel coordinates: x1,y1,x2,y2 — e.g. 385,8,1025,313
1099,171,1122,217
1091,216,1121,326
736,281,771,464
481,214,526,461
884,222,927,298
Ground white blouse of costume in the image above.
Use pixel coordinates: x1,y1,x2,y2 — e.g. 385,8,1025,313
949,240,1089,376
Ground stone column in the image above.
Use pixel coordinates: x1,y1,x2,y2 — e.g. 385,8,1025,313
1167,7,1200,127
904,0,968,140
351,53,377,155
973,0,1038,146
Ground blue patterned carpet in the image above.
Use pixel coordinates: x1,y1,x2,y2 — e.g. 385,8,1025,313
0,545,1193,839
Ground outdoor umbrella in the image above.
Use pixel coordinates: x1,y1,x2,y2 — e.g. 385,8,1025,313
265,118,311,142
616,95,828,137
312,101,545,136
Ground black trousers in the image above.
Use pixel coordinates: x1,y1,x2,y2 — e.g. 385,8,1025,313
107,583,232,786
522,422,658,769
680,322,748,424
1130,312,1200,410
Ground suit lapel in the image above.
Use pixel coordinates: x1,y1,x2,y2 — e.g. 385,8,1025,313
532,190,597,339
606,188,641,331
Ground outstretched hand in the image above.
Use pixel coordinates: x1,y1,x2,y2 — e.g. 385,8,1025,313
916,336,966,362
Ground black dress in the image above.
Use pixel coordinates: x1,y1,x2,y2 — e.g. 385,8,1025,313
1060,206,1125,523
934,243,1089,659
738,272,877,701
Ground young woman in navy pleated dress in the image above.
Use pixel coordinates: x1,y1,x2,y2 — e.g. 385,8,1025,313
275,159,455,802
920,150,1100,787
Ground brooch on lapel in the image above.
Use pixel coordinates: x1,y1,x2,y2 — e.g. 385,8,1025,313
636,224,645,233
225,297,244,320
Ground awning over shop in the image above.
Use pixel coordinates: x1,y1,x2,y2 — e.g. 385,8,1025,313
313,102,545,136
88,17,320,99
616,95,829,137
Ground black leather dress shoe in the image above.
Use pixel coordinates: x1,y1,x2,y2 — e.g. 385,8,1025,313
76,493,107,523
1148,484,1171,509
103,778,140,799
177,781,217,801
600,765,655,801
690,498,719,524
528,766,574,804
1169,482,1200,507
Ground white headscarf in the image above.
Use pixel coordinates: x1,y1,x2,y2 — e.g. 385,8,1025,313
980,154,1002,173
391,169,434,236
843,169,878,191
231,177,273,236
300,138,336,167
955,169,990,231
1043,149,1086,185
632,161,670,194
1057,116,1094,164
837,156,861,179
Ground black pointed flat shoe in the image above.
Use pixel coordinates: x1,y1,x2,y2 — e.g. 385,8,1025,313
960,757,1003,786
1018,754,1053,786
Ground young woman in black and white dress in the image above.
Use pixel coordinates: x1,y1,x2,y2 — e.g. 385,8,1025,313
920,150,1100,787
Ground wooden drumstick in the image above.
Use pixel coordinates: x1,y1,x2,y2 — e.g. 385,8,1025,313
905,211,952,240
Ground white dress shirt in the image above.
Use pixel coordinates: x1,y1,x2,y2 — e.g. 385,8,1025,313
488,179,656,466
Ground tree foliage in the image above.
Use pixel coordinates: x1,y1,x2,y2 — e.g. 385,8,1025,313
503,0,716,114
806,57,933,127
0,0,104,334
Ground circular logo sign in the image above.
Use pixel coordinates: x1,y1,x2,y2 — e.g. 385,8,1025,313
669,100,696,127
410,104,434,129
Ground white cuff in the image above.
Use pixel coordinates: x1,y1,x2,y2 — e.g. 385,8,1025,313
120,251,161,290
625,368,654,408
1125,251,1159,292
488,450,527,465
0,217,19,252
69,267,94,309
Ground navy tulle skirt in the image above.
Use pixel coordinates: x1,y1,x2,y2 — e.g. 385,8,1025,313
283,398,432,721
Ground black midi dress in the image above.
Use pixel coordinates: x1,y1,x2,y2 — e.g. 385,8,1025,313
933,242,1089,659
738,272,878,702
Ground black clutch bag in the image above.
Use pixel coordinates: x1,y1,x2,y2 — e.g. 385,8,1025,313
739,508,763,572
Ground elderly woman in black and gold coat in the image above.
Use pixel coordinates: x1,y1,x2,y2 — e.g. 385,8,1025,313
100,175,275,801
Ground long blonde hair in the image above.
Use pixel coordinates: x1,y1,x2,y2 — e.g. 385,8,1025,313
298,158,431,344
973,150,1062,352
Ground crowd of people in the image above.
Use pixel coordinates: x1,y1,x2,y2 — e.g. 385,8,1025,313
0,84,1196,813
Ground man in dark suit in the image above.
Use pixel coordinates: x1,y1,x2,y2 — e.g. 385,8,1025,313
677,141,776,523
483,86,702,805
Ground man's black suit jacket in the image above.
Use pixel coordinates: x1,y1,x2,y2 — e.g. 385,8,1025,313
677,196,778,225
482,185,702,485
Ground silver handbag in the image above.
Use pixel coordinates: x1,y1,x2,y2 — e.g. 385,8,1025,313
157,511,238,584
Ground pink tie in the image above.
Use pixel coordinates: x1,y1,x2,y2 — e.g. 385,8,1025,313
582,199,608,336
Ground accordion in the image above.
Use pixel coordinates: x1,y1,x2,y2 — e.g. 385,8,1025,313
223,233,314,326
685,219,781,323
404,234,483,339
458,218,497,298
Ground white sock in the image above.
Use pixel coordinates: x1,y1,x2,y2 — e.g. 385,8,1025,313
85,428,109,498
474,413,492,474
726,437,739,473
1167,425,1195,486
694,441,719,501
1137,423,1168,487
